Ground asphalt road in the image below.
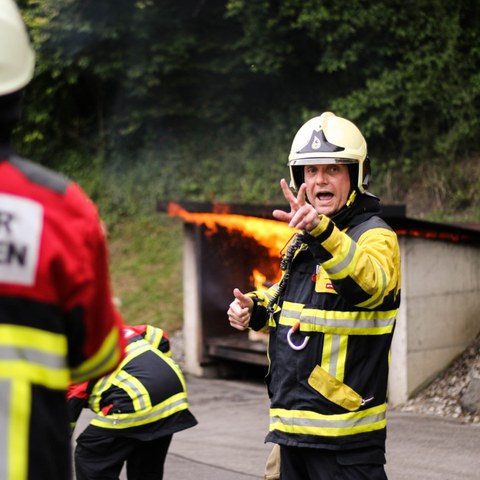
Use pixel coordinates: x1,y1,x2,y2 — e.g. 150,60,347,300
72,375,480,479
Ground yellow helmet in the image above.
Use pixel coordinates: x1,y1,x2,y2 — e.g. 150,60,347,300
288,112,370,193
0,0,35,96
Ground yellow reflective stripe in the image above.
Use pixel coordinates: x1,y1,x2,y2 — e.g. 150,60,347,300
90,392,189,429
0,379,30,480
0,361,68,389
322,334,348,381
269,404,386,437
144,326,162,349
321,334,333,374
89,340,151,412
322,236,356,279
71,326,122,383
113,370,150,411
336,335,348,380
10,380,30,480
253,285,278,308
0,324,67,355
160,351,187,391
280,302,396,335
355,258,388,308
0,325,69,389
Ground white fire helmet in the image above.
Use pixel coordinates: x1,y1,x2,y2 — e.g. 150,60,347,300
288,112,370,194
0,0,35,96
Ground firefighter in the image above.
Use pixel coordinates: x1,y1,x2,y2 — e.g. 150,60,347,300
0,1,125,479
228,112,401,480
68,324,198,480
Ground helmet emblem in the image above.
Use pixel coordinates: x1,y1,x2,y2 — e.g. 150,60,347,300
311,135,322,150
296,129,344,154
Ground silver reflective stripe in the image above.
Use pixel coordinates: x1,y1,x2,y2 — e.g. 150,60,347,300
328,335,341,377
116,372,147,410
147,327,160,346
281,308,396,330
89,341,151,411
324,240,356,276
94,395,188,427
0,346,65,370
0,380,10,479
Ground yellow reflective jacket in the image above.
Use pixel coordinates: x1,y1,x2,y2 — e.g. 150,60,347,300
68,325,197,439
250,206,401,451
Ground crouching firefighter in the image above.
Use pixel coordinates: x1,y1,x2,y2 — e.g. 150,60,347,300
68,324,198,480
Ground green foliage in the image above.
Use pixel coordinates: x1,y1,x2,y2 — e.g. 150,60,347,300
225,0,480,169
13,0,480,223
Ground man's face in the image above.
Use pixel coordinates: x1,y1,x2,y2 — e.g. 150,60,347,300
303,163,351,217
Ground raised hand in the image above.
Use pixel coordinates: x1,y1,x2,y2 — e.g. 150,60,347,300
227,288,254,331
272,178,320,232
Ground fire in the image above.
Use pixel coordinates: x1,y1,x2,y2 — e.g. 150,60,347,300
251,268,268,290
168,202,296,258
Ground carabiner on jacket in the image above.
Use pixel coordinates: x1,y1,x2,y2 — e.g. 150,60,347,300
287,320,310,351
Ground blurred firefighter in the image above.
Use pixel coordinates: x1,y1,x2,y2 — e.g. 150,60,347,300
0,1,125,479
228,112,401,479
68,324,197,480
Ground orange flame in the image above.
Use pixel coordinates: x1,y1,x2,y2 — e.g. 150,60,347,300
168,202,295,258
251,268,267,290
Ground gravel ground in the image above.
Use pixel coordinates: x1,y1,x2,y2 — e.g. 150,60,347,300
170,330,480,425
392,335,480,424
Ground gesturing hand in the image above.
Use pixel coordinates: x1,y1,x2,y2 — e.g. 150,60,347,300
227,288,254,331
272,179,320,232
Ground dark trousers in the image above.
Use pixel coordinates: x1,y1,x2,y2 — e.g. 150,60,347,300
75,427,172,480
280,445,388,480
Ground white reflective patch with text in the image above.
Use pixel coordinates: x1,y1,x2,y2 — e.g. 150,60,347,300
0,193,43,285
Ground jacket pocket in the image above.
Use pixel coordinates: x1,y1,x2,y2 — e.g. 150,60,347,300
308,365,363,411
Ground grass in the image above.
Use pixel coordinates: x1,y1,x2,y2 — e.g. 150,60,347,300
107,213,184,334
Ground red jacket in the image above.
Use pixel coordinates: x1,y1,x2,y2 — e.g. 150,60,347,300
0,149,125,480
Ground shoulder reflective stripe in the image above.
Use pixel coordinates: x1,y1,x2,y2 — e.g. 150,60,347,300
145,326,162,348
71,327,122,383
280,303,397,335
322,237,355,277
157,350,188,391
269,404,386,437
0,379,30,480
113,370,150,411
90,392,189,429
89,340,152,411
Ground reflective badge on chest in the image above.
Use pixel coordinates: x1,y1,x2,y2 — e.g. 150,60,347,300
313,264,337,293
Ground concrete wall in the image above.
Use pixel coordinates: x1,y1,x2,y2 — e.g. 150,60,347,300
389,237,480,405
182,222,480,405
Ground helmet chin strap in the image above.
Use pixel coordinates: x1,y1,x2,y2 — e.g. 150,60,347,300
345,190,357,208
